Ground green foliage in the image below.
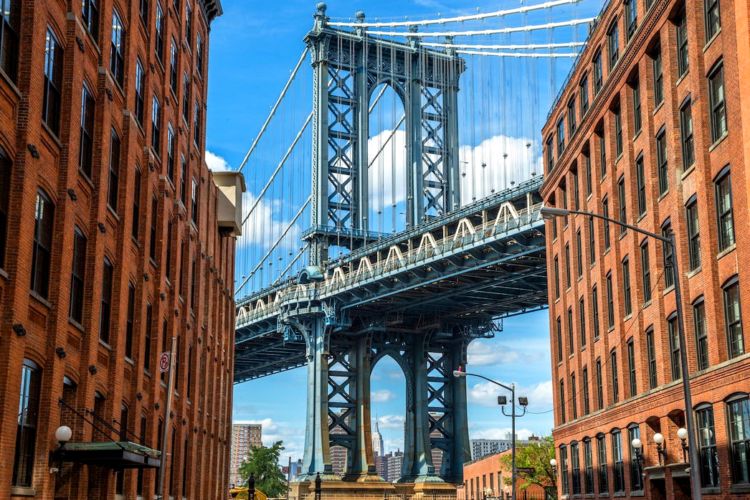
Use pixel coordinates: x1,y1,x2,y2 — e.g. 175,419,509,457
499,436,556,491
238,441,287,497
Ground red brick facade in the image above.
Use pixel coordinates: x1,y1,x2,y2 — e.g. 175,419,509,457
456,448,549,500
541,0,750,498
0,1,237,499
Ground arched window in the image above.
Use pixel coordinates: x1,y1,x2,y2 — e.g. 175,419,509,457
12,360,41,487
695,403,719,487
31,189,55,298
726,393,750,484
611,428,625,492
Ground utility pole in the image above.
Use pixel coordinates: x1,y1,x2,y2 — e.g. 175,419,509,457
157,336,177,500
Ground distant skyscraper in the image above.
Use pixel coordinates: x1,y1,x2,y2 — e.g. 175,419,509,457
372,419,385,457
330,425,348,475
230,424,263,486
385,450,404,482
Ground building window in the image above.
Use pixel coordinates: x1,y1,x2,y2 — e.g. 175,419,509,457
584,150,592,195
676,6,689,77
108,129,121,211
82,0,99,39
656,128,668,195
155,2,164,62
559,380,566,424
632,79,641,135
545,135,554,173
568,97,576,135
593,49,603,94
582,366,590,415
614,105,623,157
686,198,701,271
31,190,54,299
580,74,589,115
602,197,610,250
662,222,674,288
646,328,657,389
180,155,188,204
693,299,709,370
571,373,578,419
134,59,146,126
680,99,695,169
608,19,619,70
597,433,608,493
167,124,176,182
144,303,153,371
132,168,142,240
557,118,565,157
625,0,638,39
578,297,586,349
622,258,632,317
606,272,615,329
724,278,744,358
100,257,114,344
628,425,643,491
42,28,63,135
568,307,574,355
190,256,197,309
610,350,619,404
149,197,158,261
69,228,87,324
595,358,604,410
715,169,735,251
12,360,41,487
79,84,96,178
560,445,569,494
572,169,580,210
196,33,204,77
126,283,135,359
584,438,594,494
708,62,727,143
576,230,583,278
152,96,161,153
185,4,193,47
110,9,125,87
727,396,750,485
571,441,581,494
627,338,637,397
641,241,651,303
635,155,646,216
191,178,199,225
182,72,190,123
588,217,596,265
139,0,149,26
705,0,721,40
668,314,681,380
0,0,20,82
556,316,563,362
598,128,606,178
652,45,663,105
592,285,600,340
0,156,10,268
170,39,178,95
193,101,202,145
617,176,626,234
554,256,560,299
612,430,625,492
565,244,571,289
696,404,720,487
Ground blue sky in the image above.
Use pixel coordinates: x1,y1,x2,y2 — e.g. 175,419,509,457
206,0,607,464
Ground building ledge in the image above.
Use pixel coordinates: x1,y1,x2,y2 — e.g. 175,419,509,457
52,441,161,469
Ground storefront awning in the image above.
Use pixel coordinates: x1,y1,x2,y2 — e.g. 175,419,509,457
52,441,161,469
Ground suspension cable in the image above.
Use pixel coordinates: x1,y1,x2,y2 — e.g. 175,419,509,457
237,47,309,173
457,50,579,58
421,41,585,50
328,0,582,28
368,115,406,168
366,18,595,38
272,244,309,286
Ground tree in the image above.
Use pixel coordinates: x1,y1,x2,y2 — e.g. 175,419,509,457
499,436,556,495
238,441,287,498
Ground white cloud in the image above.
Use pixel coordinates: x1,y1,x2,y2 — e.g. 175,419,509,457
377,415,405,430
467,340,545,366
233,418,305,465
470,427,538,441
238,191,303,251
371,389,395,403
206,150,232,171
468,380,553,409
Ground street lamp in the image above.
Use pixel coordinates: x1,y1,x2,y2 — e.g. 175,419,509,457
453,369,527,500
678,427,690,462
549,459,558,500
540,206,702,499
653,433,667,466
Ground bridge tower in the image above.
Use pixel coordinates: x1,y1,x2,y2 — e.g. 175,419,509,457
292,3,471,491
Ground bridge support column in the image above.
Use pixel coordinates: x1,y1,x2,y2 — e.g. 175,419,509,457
446,339,471,483
300,319,333,479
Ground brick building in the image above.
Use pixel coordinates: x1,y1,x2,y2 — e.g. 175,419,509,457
541,0,750,498
0,1,245,499
456,448,549,500
229,423,262,486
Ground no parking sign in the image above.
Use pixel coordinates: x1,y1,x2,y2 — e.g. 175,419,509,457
159,352,171,372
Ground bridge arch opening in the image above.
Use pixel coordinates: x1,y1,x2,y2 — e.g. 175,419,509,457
370,352,408,482
368,82,408,236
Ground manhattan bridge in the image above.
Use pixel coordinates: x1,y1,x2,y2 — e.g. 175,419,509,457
231,1,594,495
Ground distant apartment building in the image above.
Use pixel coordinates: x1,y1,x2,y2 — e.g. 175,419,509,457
542,0,750,498
470,434,539,460
229,423,263,486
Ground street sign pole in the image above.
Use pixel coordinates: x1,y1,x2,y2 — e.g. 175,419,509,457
157,336,177,499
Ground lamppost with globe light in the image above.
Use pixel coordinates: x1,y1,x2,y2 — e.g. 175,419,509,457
540,206,702,499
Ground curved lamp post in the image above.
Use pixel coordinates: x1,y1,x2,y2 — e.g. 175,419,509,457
540,206,701,500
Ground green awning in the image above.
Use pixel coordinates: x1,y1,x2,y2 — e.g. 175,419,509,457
52,441,161,469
